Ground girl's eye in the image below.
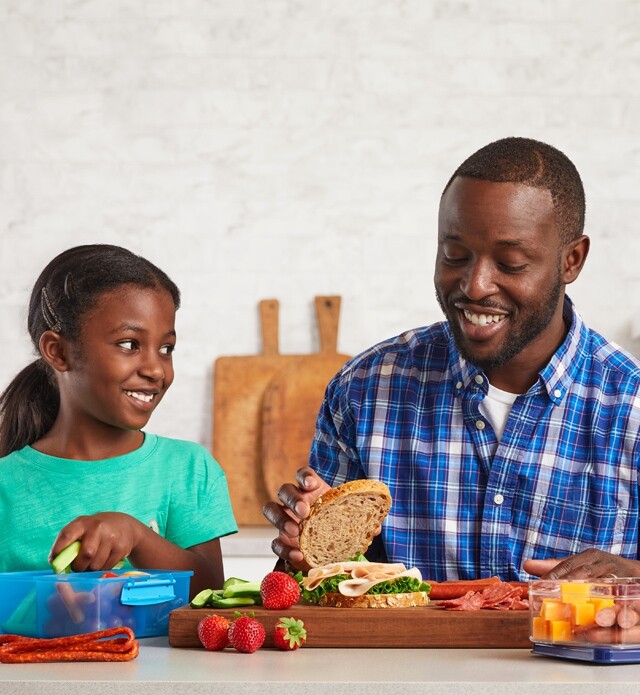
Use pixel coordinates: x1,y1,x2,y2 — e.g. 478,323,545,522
160,344,175,356
118,340,137,351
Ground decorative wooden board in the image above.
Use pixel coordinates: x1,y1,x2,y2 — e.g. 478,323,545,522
261,296,351,502
213,299,304,525
212,297,349,525
168,604,530,649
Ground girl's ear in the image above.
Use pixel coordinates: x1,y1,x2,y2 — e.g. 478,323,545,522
562,234,590,285
39,331,71,373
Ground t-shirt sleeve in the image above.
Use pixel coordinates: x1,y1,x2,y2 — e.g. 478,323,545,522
164,442,238,549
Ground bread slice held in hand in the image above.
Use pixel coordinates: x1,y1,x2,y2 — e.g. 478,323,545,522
299,479,392,568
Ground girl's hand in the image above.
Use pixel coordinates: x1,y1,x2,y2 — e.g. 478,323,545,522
262,466,331,571
49,512,224,596
49,512,143,572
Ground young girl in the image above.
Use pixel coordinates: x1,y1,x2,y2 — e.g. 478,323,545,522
0,244,237,596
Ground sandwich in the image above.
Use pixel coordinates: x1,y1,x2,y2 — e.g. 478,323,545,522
296,479,430,608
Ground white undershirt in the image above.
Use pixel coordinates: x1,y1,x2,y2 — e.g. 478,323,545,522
478,383,520,442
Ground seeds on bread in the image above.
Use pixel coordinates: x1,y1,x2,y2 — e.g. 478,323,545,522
318,590,430,609
299,479,392,568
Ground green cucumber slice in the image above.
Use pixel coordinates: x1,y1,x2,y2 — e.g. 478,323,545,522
190,588,215,608
222,582,261,599
50,540,81,574
211,596,257,609
222,576,252,590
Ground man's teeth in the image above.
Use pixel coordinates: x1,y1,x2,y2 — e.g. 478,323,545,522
463,310,505,326
125,390,154,403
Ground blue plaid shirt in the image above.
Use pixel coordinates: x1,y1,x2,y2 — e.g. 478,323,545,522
309,297,640,582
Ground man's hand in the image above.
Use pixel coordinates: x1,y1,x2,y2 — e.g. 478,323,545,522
524,549,640,580
263,467,331,571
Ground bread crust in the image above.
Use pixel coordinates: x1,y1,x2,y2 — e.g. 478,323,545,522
299,479,392,568
318,591,430,609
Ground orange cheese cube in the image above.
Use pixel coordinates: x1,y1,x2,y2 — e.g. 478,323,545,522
532,616,549,640
589,597,615,613
560,582,592,603
540,599,571,621
570,601,595,626
549,620,573,642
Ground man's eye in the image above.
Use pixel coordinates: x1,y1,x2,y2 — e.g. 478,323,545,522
160,344,175,356
444,255,467,264
500,263,528,273
118,340,137,351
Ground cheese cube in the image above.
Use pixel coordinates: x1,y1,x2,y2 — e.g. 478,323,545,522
570,601,595,626
549,620,573,642
532,616,549,640
589,597,615,613
540,599,571,621
560,582,592,603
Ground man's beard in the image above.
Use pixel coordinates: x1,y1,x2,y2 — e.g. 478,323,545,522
435,274,564,371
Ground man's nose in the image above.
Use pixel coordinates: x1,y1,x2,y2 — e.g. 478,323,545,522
459,260,497,300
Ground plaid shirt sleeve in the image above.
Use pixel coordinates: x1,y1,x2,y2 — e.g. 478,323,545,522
309,297,640,582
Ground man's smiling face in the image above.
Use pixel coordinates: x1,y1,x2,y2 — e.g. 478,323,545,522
434,176,567,377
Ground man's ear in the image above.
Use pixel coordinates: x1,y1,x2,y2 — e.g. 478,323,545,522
39,331,71,373
562,234,590,285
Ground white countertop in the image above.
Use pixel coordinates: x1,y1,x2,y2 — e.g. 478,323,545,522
2,638,640,695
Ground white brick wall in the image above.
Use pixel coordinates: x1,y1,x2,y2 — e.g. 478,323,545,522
1,0,639,448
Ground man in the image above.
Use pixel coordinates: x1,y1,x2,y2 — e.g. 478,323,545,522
264,137,640,582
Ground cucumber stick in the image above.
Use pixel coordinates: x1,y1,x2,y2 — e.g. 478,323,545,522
50,540,81,574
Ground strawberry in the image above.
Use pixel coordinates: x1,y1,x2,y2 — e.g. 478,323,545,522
197,614,231,651
228,614,266,653
273,617,307,651
260,571,301,610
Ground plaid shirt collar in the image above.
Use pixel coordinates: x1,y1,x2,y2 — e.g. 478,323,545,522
447,295,587,405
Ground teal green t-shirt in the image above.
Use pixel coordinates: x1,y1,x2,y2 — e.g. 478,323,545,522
0,433,238,572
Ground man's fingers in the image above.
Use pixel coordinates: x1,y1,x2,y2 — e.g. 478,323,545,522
523,558,562,577
270,536,308,571
276,483,310,518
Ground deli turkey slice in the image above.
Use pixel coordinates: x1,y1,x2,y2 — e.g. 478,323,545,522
339,567,423,597
302,561,419,596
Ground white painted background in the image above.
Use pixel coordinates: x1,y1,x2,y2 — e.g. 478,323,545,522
1,0,639,452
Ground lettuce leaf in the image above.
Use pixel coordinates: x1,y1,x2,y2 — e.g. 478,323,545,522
293,568,430,604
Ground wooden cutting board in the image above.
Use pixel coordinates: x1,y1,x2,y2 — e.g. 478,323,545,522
261,296,351,501
168,604,530,649
213,299,303,525
213,297,350,525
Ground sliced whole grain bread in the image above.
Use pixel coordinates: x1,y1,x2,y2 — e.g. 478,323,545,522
318,590,430,608
298,479,392,567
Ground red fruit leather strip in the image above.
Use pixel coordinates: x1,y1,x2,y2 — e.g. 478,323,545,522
0,627,139,663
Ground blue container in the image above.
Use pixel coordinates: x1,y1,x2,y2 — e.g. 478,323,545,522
0,569,192,638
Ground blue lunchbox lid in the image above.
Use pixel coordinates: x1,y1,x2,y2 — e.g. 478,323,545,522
533,642,640,664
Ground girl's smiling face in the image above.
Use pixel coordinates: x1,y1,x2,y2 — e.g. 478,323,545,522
59,285,176,434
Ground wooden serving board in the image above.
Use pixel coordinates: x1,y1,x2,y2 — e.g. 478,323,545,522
168,604,530,649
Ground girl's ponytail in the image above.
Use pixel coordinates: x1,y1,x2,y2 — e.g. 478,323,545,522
0,360,59,457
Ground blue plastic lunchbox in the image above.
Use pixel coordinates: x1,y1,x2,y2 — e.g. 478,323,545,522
0,569,192,638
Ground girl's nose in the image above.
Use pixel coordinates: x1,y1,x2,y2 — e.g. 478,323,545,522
140,352,165,381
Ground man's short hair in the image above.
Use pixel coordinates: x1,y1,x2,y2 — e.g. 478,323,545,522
442,137,586,243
